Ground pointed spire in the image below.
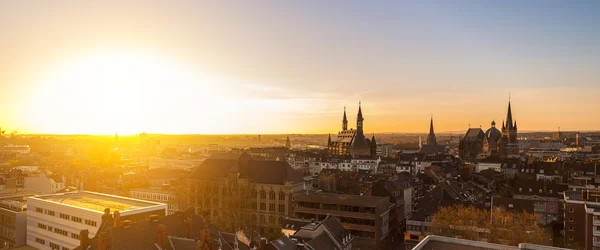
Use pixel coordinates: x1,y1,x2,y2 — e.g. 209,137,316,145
371,134,377,144
513,120,517,130
327,133,332,146
356,101,364,132
429,116,435,136
357,101,363,118
506,97,513,130
502,120,506,130
342,106,348,130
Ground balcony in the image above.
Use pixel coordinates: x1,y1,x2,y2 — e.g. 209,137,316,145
594,220,600,226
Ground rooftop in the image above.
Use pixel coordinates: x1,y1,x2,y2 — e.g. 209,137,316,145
412,235,570,250
31,191,165,213
295,193,387,207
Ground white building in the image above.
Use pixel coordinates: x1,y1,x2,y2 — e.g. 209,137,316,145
129,188,178,215
27,191,167,250
352,158,381,172
24,173,65,194
13,166,39,173
2,145,30,155
475,162,502,173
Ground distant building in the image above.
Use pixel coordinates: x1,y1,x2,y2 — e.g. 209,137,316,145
327,103,377,157
129,188,179,215
426,117,437,146
23,173,65,195
27,191,167,250
499,100,519,158
459,128,484,160
2,145,30,155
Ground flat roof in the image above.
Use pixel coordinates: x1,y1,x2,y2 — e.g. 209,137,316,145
31,191,165,213
412,235,569,250
295,193,387,207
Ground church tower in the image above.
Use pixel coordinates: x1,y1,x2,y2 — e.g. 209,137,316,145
350,102,369,156
427,117,437,145
499,98,519,158
342,106,348,131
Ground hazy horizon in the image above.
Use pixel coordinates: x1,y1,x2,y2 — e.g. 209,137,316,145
2,1,599,134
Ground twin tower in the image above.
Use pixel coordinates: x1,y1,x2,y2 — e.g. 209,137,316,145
327,103,377,156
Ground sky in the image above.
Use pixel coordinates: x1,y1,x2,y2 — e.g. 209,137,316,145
1,1,599,135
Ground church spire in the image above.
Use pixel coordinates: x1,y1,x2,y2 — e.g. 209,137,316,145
342,106,348,130
427,116,437,145
506,98,513,130
327,133,332,146
356,101,364,132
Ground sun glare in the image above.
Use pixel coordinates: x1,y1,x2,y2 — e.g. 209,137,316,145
28,51,228,134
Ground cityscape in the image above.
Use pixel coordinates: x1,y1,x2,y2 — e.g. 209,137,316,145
1,1,600,250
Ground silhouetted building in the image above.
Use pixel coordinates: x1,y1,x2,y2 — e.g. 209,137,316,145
459,128,484,159
426,117,436,146
327,103,377,157
499,100,519,158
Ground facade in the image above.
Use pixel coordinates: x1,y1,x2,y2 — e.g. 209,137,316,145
294,192,393,250
563,190,600,250
327,104,377,157
2,145,30,155
412,235,568,250
0,197,27,249
27,191,167,250
186,153,306,234
459,128,485,160
129,188,179,215
24,173,65,195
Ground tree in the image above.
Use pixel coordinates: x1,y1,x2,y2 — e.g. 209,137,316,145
267,229,284,241
429,204,550,246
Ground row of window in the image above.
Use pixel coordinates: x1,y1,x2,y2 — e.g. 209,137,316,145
35,237,69,250
250,190,287,200
256,203,286,213
37,223,80,241
132,192,173,202
35,208,96,227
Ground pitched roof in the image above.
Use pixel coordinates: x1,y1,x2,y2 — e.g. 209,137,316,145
305,233,337,250
268,236,298,250
322,216,345,244
188,154,303,185
463,128,484,140
168,236,196,250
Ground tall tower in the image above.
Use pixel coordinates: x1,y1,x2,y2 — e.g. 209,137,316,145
356,102,364,132
427,117,437,145
285,136,291,149
342,106,348,131
499,97,519,157
350,102,369,155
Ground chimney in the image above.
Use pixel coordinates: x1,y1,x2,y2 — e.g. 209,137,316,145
79,229,89,249
157,224,167,249
186,218,193,238
113,211,121,227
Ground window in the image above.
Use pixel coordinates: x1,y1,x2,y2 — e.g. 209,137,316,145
569,217,574,222
85,220,97,227
269,204,275,211
279,192,286,201
269,216,275,224
519,188,522,192
569,208,574,213
35,238,45,245
508,204,513,208
569,236,574,240
269,191,276,200
62,247,70,250
549,190,553,194
71,233,80,240
539,189,542,193
260,190,266,199
36,208,43,213
60,214,70,220
549,204,554,212
71,216,82,223
46,210,55,216
529,188,532,192
37,223,47,230
50,242,60,250
260,203,266,211
278,204,285,213
54,228,68,237
569,226,574,231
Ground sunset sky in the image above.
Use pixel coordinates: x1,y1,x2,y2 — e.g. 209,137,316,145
1,1,599,135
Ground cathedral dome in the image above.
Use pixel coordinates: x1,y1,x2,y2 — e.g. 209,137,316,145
485,121,502,142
